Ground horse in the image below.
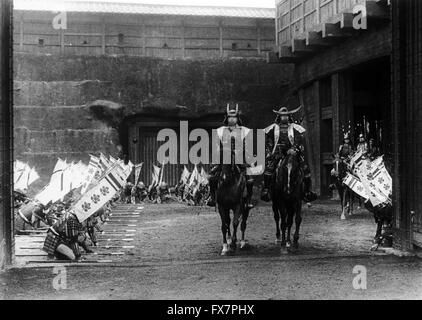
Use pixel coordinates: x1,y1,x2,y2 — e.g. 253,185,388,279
271,150,304,252
331,154,355,220
216,162,250,255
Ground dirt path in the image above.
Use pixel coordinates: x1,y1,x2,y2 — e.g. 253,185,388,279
2,200,421,300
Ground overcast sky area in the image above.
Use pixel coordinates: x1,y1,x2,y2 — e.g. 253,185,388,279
49,0,276,8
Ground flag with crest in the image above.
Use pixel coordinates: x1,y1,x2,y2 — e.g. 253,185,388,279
72,162,130,222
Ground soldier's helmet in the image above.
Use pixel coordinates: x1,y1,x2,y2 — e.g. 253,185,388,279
273,105,302,123
223,103,243,126
344,132,350,141
137,181,146,189
159,182,168,190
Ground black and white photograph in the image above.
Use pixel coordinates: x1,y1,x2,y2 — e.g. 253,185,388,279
0,0,421,304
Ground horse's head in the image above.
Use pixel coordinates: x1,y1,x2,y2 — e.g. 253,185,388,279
220,164,237,184
332,153,348,179
277,149,302,196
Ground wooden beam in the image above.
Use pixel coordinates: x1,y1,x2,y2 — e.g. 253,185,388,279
291,38,314,54
306,31,332,47
340,13,355,29
101,21,106,55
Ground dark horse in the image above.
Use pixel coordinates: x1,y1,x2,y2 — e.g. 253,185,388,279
216,162,250,255
331,154,354,220
272,151,303,252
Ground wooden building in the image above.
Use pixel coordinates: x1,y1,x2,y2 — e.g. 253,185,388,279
271,0,420,250
272,0,391,197
13,0,275,60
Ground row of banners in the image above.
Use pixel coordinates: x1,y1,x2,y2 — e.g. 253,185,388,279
14,154,138,222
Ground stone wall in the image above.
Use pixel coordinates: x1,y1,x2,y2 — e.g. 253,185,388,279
14,54,293,195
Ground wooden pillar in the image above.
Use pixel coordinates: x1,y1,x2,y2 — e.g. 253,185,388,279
332,74,339,152
316,0,321,24
256,21,261,55
219,20,223,58
181,20,185,59
332,72,353,152
300,82,321,196
0,0,13,269
275,3,279,47
391,0,422,250
142,22,146,56
101,20,106,55
19,17,24,51
288,0,292,41
128,124,138,163
314,81,321,196
60,30,65,54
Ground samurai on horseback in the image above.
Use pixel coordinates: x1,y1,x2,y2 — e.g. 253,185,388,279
207,104,254,255
262,105,317,251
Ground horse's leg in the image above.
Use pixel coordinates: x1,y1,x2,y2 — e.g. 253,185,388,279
286,204,294,249
293,200,302,249
280,203,287,247
218,205,229,255
340,188,347,220
348,190,354,216
226,214,232,246
231,206,241,250
273,201,281,243
337,185,345,220
240,207,250,249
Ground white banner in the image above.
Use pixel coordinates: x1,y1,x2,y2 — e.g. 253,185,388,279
35,158,67,205
343,173,368,200
180,166,190,184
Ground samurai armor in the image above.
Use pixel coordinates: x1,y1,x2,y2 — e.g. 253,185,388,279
43,230,61,256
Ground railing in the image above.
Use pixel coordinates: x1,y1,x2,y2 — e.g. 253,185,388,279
276,0,367,45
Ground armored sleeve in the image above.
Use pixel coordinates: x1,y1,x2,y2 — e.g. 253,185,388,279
265,127,275,156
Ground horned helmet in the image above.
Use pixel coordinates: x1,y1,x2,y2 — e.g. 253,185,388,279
223,103,243,126
273,105,302,124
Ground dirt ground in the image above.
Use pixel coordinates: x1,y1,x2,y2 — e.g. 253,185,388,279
1,199,421,300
